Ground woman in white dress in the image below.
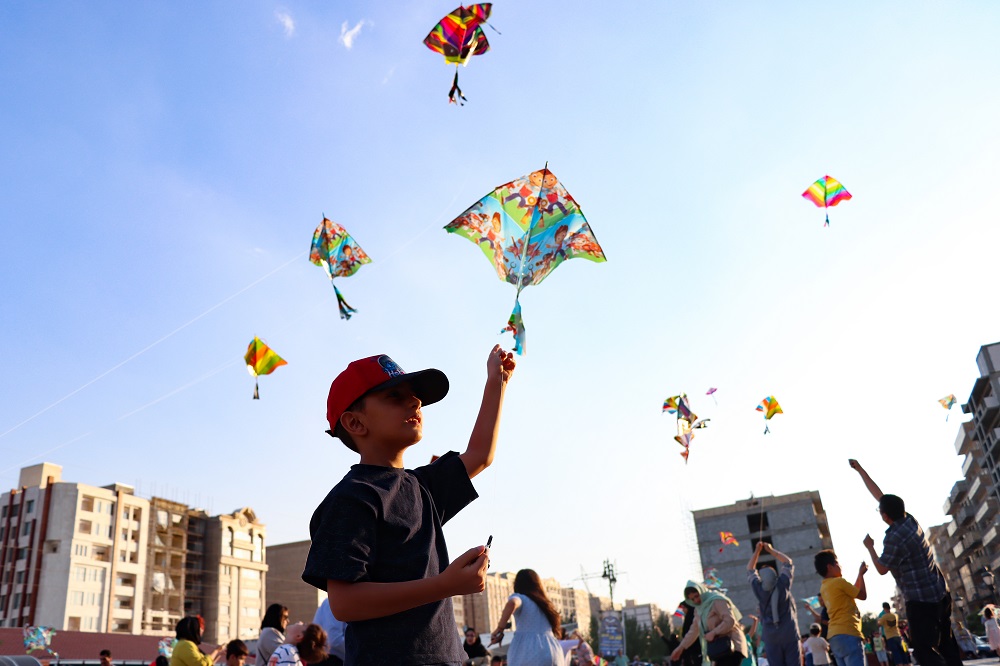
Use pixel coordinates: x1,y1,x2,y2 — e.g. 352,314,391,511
490,569,565,666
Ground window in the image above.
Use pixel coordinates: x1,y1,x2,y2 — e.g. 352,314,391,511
16,548,26,560
72,591,84,606
242,569,260,580
15,571,25,584
81,496,94,512
220,605,230,617
224,528,233,556
0,526,5,542
25,500,34,514
232,549,251,560
219,625,229,639
1,506,6,518
242,588,260,599
12,593,21,608
234,530,252,543
86,592,98,606
78,519,92,535
74,543,89,557
95,500,103,514
75,566,87,581
747,511,769,534
22,521,31,536
221,565,232,576
84,616,97,631
68,616,81,631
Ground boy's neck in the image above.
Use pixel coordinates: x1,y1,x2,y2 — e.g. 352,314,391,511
359,446,406,468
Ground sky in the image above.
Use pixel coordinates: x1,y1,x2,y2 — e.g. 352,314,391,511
3,1,1000,617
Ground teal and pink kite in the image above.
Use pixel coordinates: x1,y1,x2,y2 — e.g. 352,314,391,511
445,166,606,354
310,217,372,320
802,175,852,227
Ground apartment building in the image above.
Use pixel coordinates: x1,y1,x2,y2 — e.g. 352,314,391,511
0,463,267,641
693,491,834,632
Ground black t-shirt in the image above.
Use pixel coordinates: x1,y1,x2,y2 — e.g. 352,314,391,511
302,451,478,666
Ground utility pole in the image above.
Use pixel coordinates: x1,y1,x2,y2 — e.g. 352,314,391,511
602,559,618,607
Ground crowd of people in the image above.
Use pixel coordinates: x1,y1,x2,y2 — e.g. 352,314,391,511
112,350,995,666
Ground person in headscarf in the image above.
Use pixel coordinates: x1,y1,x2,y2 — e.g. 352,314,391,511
670,581,747,666
747,542,802,666
171,616,224,666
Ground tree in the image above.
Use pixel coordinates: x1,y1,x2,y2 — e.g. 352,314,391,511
861,612,878,638
590,614,601,657
965,611,984,635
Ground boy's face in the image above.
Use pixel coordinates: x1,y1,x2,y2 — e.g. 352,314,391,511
827,559,843,577
227,655,246,666
350,382,423,447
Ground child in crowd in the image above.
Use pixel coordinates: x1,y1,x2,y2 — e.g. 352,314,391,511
803,624,829,666
303,348,516,665
815,550,867,666
267,623,327,666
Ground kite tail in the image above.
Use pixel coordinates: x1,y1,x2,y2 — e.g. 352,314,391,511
763,423,770,435
333,284,358,320
448,70,466,105
501,299,526,355
824,212,830,227
253,378,259,400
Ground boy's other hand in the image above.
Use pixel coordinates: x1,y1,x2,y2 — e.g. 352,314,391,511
442,545,489,595
863,534,875,549
859,562,869,575
848,459,862,471
488,345,516,384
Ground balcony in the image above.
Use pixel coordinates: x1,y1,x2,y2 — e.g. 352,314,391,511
985,525,998,547
958,504,976,526
976,498,999,524
948,520,959,537
957,423,976,455
946,480,970,516
964,454,977,477
970,476,984,501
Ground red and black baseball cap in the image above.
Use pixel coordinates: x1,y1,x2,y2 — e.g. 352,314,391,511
326,354,449,432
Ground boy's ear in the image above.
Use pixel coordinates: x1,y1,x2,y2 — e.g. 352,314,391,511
340,410,368,437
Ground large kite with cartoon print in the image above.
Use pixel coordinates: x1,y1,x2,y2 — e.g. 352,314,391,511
444,166,606,354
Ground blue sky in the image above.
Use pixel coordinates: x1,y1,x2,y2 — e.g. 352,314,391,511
3,1,1000,614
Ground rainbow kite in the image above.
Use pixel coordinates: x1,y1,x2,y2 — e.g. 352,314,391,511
663,394,709,463
719,531,739,552
756,396,783,434
704,567,725,590
939,394,957,421
802,175,852,227
244,337,288,400
593,657,610,666
310,217,372,321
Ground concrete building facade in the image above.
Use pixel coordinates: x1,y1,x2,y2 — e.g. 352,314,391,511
265,540,325,627
692,491,834,632
0,463,267,642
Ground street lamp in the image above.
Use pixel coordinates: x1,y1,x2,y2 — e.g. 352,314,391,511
982,567,996,605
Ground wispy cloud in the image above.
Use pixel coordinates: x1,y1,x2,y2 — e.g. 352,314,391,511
382,66,396,85
339,20,367,49
275,10,295,37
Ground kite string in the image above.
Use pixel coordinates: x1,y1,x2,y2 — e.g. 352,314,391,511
0,251,307,442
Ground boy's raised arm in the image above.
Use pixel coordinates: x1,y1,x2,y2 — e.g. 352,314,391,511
461,345,516,479
854,561,869,601
326,545,488,622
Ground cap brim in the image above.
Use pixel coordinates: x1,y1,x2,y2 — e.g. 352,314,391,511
368,368,449,407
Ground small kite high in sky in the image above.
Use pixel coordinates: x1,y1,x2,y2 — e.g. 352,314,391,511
939,394,957,421
802,175,852,227
423,4,494,105
704,567,725,591
801,596,822,614
244,337,287,400
445,165,606,354
756,395,783,434
310,217,372,321
719,531,739,552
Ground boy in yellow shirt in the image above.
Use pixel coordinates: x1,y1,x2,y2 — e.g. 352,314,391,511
815,550,868,666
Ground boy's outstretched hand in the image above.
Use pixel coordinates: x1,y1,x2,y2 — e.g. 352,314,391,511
488,344,516,385
441,545,489,596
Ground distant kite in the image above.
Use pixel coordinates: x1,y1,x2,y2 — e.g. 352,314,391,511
756,396,783,434
802,175,852,227
719,531,739,552
244,337,287,400
23,626,58,658
939,394,957,421
310,217,372,320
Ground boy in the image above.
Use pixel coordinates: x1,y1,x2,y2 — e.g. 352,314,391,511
815,550,868,666
803,625,829,666
303,347,516,665
224,641,249,666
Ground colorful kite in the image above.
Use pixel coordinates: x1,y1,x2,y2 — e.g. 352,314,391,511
939,394,957,421
310,217,372,320
801,596,822,614
672,604,687,619
704,568,725,590
423,4,494,104
445,166,606,354
756,396,783,434
663,394,709,463
593,657,610,666
802,175,852,227
719,532,739,552
244,337,287,400
158,638,177,658
707,386,718,404
23,626,58,658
